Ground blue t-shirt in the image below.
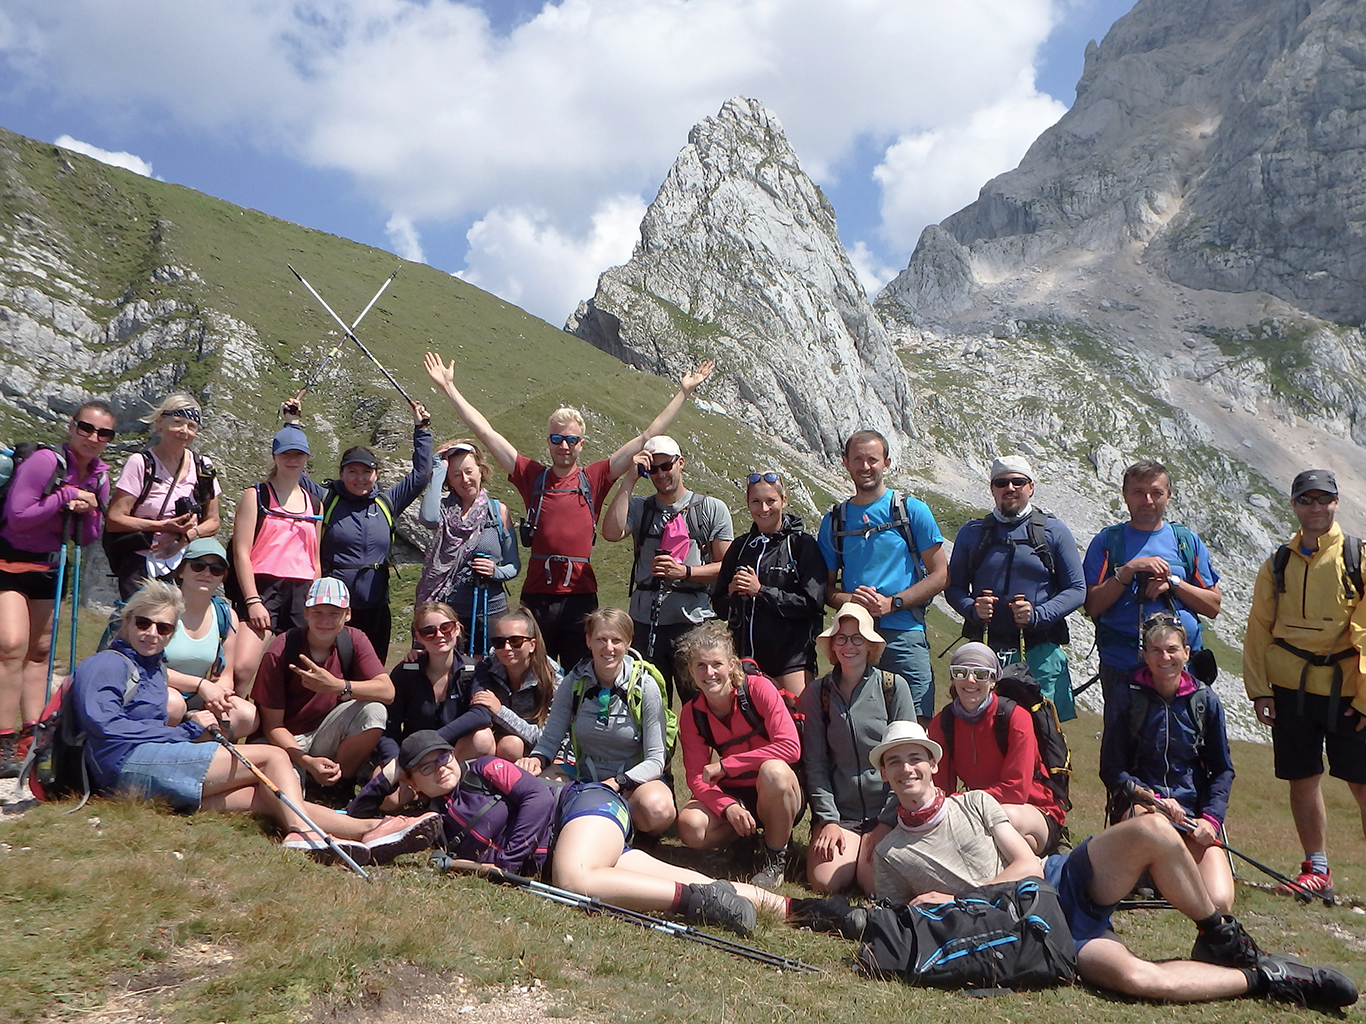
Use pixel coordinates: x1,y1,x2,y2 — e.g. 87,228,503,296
1082,522,1220,670
817,490,944,632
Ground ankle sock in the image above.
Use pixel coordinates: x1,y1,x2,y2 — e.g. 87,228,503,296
1243,966,1268,995
1195,911,1224,933
670,882,686,913
1307,852,1329,875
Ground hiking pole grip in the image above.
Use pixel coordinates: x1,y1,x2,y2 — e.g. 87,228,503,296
203,725,371,880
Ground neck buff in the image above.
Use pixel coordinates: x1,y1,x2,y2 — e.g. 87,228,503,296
896,786,948,833
992,501,1035,525
951,690,996,723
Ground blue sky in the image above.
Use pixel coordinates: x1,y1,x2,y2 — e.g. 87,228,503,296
0,0,1136,324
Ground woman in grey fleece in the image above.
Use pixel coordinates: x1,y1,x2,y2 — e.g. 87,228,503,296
802,602,915,895
517,607,676,836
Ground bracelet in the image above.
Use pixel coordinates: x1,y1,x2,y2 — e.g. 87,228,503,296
684,565,692,581
245,596,264,606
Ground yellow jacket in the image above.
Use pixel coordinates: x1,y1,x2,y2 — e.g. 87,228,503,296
1243,522,1366,714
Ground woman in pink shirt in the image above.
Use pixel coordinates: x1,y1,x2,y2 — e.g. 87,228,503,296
0,400,115,775
230,423,321,693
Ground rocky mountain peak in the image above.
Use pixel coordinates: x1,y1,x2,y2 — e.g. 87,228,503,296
567,96,915,464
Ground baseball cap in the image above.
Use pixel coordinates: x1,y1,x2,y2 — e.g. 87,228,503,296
398,730,455,773
182,537,228,562
305,577,351,609
272,423,312,456
340,446,378,469
644,435,682,459
1291,469,1337,500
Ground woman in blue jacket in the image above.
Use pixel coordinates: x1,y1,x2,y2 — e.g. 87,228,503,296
1100,612,1236,912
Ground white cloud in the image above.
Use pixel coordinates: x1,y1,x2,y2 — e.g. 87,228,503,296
847,241,899,297
53,134,156,177
385,214,425,264
457,194,647,325
873,74,1067,252
3,1,1067,319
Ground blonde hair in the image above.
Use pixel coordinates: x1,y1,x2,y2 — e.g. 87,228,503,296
676,622,746,690
142,393,201,427
583,606,633,643
120,579,185,630
548,407,585,433
439,438,491,491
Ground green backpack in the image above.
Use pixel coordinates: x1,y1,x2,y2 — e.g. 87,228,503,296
569,653,679,770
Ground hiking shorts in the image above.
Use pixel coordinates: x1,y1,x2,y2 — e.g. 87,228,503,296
557,781,633,847
295,700,387,765
1043,838,1116,954
116,740,218,813
1271,688,1366,784
0,536,58,600
256,575,311,634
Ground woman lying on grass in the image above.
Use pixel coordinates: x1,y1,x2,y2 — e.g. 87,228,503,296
71,580,438,867
360,729,788,936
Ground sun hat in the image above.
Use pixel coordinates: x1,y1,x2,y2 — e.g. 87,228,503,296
815,601,886,664
869,720,943,770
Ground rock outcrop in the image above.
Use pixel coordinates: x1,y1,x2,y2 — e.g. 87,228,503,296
568,97,916,464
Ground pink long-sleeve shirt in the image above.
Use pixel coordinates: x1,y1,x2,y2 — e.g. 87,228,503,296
1,445,109,554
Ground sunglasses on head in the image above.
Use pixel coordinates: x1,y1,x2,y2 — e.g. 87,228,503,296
413,751,455,776
416,620,459,639
133,615,176,637
548,433,582,447
949,666,995,682
186,558,228,577
648,456,680,473
991,477,1031,489
1295,493,1336,506
747,472,780,485
74,419,116,441
491,634,532,650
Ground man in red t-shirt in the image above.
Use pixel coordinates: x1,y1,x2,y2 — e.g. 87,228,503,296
423,352,714,668
254,578,395,787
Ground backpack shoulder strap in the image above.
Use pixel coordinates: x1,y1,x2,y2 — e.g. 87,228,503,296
966,514,999,583
992,695,1016,757
132,448,159,509
1343,536,1364,602
281,627,306,675
112,652,141,703
629,496,661,596
191,451,217,506
938,706,956,764
1026,508,1057,581
880,670,895,718
890,491,921,564
1187,683,1210,754
690,700,716,751
577,469,597,527
1102,522,1127,579
209,595,233,679
734,679,766,737
1125,681,1152,741
1170,523,1198,582
829,499,849,573
335,627,355,680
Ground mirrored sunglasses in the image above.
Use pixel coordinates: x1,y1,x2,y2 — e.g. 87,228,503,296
548,433,583,447
949,666,995,682
747,472,780,485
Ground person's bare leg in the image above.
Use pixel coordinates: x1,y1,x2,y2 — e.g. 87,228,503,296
1084,814,1217,921
1078,935,1250,1001
552,816,683,910
627,778,677,835
772,669,809,700
0,590,31,732
1002,803,1050,855
494,734,527,761
676,800,738,850
1288,774,1328,854
1192,840,1235,915
806,825,863,894
453,728,496,761
618,847,787,914
333,727,383,779
754,760,801,849
233,626,269,696
20,597,55,723
1349,781,1366,840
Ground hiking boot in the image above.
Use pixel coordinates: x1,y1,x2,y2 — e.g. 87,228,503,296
1276,861,1333,900
682,881,757,937
1191,914,1264,968
1258,955,1358,1009
282,831,373,867
362,812,442,865
0,734,20,780
750,845,787,890
788,896,867,940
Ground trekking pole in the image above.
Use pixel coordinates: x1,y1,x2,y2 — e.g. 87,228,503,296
433,855,821,972
204,725,371,880
298,269,399,397
469,586,481,657
1013,595,1027,665
45,514,73,702
1123,781,1330,907
68,540,83,676
286,265,416,404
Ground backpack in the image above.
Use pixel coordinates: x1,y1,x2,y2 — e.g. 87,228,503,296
224,483,323,612
965,508,1058,584
1270,536,1365,610
828,490,925,586
280,625,356,683
206,594,235,680
127,448,217,515
630,495,712,595
689,661,806,763
857,877,1077,990
19,652,140,810
519,467,596,548
1100,521,1200,588
938,662,1072,813
568,654,679,770
0,443,68,531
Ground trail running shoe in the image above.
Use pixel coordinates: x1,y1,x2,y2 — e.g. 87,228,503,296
282,831,372,867
362,811,441,865
750,845,788,890
682,880,757,937
0,734,20,780
1191,914,1264,967
1258,955,1358,1009
1276,861,1333,900
788,896,867,940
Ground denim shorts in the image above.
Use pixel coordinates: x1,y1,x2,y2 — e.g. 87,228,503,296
116,740,219,813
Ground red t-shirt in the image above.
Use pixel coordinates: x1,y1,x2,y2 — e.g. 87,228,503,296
252,626,387,735
509,454,615,594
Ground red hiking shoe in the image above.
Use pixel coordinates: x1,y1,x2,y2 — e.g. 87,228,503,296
1277,861,1333,899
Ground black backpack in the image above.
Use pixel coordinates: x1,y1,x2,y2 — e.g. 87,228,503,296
938,662,1072,813
629,495,712,595
960,509,1069,646
280,626,355,682
857,877,1077,990
1105,679,1212,824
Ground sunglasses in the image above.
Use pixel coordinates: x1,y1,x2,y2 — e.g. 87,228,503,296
491,634,532,650
186,558,228,577
991,477,1031,489
413,751,455,776
133,615,176,637
747,472,780,484
949,666,995,682
74,419,116,441
548,433,583,447
1294,493,1336,506
832,633,866,646
416,620,459,639
648,456,680,474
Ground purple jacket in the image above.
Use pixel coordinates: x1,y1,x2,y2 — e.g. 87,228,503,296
1,445,110,553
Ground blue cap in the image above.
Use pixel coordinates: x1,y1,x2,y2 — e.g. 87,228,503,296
272,423,311,455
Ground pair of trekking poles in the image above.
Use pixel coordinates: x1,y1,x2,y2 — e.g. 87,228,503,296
44,513,83,704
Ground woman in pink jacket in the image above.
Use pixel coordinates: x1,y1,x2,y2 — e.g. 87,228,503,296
0,400,115,774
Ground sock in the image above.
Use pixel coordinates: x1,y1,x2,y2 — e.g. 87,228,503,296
1195,911,1224,933
0,729,15,738
783,897,793,918
1243,966,1268,996
1307,851,1329,875
765,843,788,856
669,882,687,913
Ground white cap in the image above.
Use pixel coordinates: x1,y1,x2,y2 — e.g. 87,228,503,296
644,435,682,458
990,455,1034,482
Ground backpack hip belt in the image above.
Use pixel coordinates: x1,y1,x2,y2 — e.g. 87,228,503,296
530,552,588,588
1272,637,1356,732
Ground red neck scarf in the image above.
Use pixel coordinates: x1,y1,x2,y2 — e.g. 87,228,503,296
896,787,947,832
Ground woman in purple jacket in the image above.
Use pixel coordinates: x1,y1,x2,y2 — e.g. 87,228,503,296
0,401,115,775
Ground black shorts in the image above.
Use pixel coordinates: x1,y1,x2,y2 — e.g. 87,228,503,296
521,591,597,670
1272,687,1366,784
0,536,58,600
257,576,311,634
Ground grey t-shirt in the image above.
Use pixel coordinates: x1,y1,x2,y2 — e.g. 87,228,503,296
625,490,733,626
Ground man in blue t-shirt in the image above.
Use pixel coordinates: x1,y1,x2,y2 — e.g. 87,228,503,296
818,430,948,720
1082,458,1222,719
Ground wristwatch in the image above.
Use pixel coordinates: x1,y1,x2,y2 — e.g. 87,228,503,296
891,595,905,611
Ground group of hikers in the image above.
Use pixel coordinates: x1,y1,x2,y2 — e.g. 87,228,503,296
0,352,1360,1008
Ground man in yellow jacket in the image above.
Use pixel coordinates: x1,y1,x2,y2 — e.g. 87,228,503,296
1244,469,1366,898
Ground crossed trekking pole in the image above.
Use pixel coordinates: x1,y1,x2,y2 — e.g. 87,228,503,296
433,855,820,973
1123,780,1334,907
